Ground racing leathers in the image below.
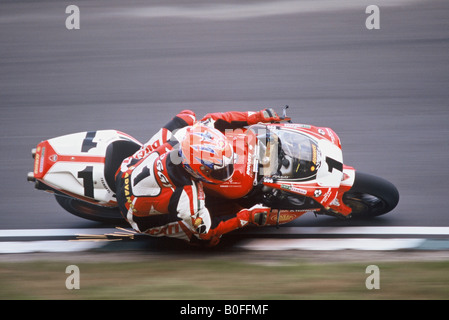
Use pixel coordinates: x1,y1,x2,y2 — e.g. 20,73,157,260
115,109,281,245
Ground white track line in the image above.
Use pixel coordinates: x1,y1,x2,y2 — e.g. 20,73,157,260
0,228,117,238
0,227,448,253
244,226,449,236
0,241,105,254
1,227,449,238
236,238,426,251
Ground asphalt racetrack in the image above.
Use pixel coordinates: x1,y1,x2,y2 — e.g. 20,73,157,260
1,0,449,234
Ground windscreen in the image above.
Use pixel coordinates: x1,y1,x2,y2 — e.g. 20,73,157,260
255,126,320,181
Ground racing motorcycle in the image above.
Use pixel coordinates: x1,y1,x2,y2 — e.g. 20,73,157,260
27,107,399,226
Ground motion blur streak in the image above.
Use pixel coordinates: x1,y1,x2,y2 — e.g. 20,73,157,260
0,0,448,230
121,0,423,21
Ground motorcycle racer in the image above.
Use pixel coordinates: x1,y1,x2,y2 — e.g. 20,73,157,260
115,108,282,246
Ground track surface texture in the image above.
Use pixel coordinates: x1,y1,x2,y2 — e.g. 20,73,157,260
1,0,448,233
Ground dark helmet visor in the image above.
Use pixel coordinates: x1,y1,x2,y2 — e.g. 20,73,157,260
210,163,234,181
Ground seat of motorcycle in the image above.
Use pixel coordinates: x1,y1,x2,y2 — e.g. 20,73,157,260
104,140,141,193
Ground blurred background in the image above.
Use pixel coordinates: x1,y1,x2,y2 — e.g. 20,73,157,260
1,0,449,300
1,0,448,229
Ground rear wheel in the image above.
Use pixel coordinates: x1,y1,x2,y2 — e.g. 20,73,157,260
55,193,125,224
343,172,399,218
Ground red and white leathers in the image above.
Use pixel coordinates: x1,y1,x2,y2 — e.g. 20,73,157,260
115,109,281,245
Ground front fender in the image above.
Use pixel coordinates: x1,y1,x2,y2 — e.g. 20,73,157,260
327,165,356,216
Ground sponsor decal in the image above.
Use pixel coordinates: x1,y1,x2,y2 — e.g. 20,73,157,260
284,123,311,129
269,212,300,224
123,172,134,211
321,188,333,204
134,140,161,159
34,152,40,175
312,144,317,165
291,186,307,195
280,184,291,190
246,151,252,175
49,154,58,162
39,147,46,173
147,222,181,236
100,177,111,194
326,128,335,143
331,196,340,207
156,159,172,188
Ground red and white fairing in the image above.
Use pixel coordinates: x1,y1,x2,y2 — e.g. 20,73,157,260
205,122,356,220
32,130,142,206
264,123,355,216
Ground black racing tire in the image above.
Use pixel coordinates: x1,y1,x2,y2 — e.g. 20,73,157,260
343,172,399,219
55,193,125,224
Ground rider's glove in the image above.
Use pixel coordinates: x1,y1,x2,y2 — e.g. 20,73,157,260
193,205,272,247
249,108,282,124
176,109,197,126
237,204,271,226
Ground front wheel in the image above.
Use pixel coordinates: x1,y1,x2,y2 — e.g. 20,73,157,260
343,172,399,219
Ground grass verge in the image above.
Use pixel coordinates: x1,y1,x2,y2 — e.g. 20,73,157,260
1,256,448,299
